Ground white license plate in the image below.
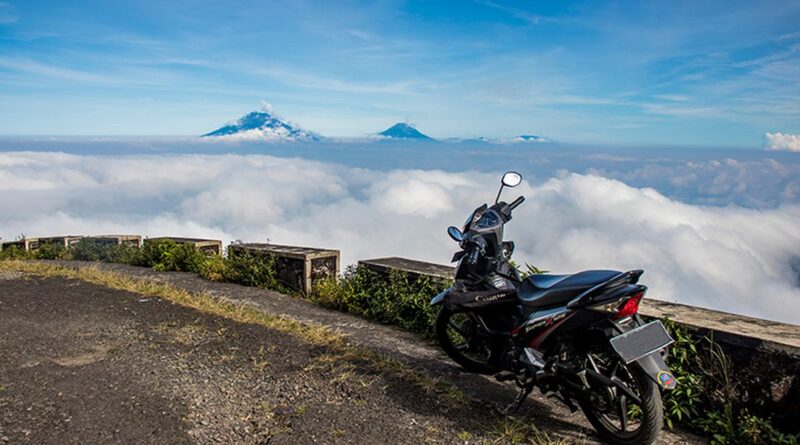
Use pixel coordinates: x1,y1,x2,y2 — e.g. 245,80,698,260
610,320,674,364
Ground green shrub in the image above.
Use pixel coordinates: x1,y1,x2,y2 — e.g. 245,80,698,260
33,242,71,260
222,247,289,293
138,239,206,273
197,254,227,282
311,265,449,338
0,245,31,260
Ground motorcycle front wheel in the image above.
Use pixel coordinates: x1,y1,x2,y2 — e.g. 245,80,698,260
435,308,503,374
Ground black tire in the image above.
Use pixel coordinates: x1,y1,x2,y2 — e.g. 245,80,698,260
435,307,503,374
579,364,663,445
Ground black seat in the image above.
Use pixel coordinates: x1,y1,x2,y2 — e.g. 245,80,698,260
518,270,622,308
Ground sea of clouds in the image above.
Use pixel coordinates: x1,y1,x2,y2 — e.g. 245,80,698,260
1,149,799,324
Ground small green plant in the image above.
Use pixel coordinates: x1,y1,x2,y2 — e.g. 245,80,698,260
661,319,704,428
510,260,548,279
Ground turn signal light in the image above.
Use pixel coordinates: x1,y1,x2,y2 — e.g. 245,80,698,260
614,292,644,319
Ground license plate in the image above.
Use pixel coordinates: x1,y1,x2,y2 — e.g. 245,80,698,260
610,320,674,364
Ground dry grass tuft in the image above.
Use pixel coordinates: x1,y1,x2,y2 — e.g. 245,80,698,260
487,416,584,445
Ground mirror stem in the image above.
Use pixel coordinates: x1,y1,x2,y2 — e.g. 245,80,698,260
495,184,505,204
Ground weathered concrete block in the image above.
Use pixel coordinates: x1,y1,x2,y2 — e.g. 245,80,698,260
358,257,454,285
145,237,223,256
83,235,142,248
0,236,83,252
229,243,340,295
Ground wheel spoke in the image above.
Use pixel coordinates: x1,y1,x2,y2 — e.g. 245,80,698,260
448,319,469,337
618,394,628,432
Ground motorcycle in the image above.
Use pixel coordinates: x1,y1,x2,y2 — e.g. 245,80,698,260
431,171,677,445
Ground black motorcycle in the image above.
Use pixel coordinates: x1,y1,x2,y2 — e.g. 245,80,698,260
431,171,677,445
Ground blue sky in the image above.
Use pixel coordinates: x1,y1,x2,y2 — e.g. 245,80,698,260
0,0,799,146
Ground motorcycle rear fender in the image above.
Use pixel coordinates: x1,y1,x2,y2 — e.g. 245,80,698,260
430,288,451,306
610,316,677,391
635,350,678,391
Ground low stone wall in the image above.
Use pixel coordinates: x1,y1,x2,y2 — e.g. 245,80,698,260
362,256,800,431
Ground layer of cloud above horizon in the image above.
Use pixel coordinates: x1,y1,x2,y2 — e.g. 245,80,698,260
765,132,800,153
1,151,798,324
0,0,799,146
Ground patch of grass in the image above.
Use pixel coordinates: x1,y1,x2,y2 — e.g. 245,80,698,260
330,429,346,438
171,321,209,345
457,430,474,442
486,416,581,445
249,345,270,371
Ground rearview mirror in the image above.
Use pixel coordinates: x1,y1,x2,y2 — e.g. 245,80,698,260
447,226,464,242
502,171,522,187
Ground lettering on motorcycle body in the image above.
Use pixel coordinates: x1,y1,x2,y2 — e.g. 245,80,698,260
524,311,567,333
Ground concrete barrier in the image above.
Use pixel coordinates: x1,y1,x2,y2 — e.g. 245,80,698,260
82,235,142,247
358,256,800,430
1,235,83,252
229,243,340,295
145,237,223,256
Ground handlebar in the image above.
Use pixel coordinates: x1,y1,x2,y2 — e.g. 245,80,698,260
508,196,525,211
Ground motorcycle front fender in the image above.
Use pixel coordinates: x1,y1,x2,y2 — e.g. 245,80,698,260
430,288,451,306
636,351,678,390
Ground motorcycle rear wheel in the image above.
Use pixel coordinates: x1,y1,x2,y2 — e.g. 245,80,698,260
435,308,503,374
578,355,663,445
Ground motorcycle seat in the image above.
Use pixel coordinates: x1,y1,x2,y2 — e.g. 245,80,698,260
518,270,622,308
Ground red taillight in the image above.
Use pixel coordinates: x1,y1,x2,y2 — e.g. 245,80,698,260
614,292,644,319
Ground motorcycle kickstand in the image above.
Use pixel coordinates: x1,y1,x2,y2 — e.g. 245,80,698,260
501,383,533,415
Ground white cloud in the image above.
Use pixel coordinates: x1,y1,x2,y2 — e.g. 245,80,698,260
765,132,800,152
1,152,798,324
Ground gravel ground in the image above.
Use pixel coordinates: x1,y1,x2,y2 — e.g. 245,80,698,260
0,263,704,444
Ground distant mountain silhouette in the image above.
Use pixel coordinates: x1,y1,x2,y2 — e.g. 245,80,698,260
378,123,433,140
203,106,321,141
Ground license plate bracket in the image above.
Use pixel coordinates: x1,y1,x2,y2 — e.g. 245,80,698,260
610,320,674,364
